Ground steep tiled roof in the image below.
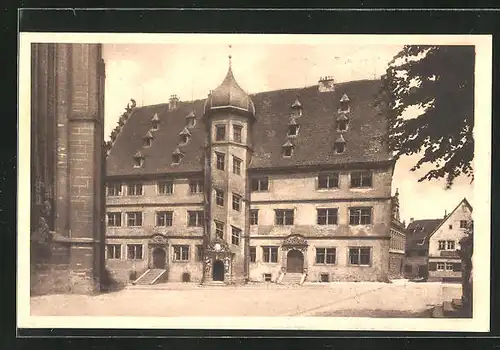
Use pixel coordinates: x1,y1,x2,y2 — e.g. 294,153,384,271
405,219,443,251
107,79,391,177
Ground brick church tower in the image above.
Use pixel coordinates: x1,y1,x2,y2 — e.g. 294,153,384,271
30,43,106,294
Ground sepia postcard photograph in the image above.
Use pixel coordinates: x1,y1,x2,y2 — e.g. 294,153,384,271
17,33,491,332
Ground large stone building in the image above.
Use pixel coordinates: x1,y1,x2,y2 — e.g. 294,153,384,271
104,60,402,285
30,43,106,294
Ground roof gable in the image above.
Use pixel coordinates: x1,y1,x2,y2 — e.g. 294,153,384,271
427,198,473,240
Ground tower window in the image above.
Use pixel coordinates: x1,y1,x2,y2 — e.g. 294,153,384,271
233,125,242,143
233,156,242,175
216,125,226,141
215,221,224,239
231,226,241,246
288,124,299,137
232,193,242,211
216,152,225,171
215,189,224,207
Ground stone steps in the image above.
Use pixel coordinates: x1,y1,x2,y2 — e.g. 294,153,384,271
133,269,166,285
280,273,304,285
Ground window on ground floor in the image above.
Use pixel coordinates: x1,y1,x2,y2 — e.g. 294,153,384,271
262,246,278,263
106,244,121,259
173,245,190,261
315,247,336,265
127,244,143,260
348,247,371,266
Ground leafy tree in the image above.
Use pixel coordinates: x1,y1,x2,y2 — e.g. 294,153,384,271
378,45,475,188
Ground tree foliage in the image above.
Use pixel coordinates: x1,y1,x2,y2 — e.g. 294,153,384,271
378,45,475,187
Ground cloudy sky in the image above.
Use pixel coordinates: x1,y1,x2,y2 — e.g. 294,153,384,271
102,40,474,223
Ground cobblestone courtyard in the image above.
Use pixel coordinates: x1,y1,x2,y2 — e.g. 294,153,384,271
30,281,461,317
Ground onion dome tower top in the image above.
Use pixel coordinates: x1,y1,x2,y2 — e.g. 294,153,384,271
204,54,255,118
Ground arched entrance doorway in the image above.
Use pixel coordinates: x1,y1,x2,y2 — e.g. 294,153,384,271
212,260,225,281
287,250,304,273
152,248,166,269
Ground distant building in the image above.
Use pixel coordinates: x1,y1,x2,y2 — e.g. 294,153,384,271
403,198,473,281
104,60,398,285
388,189,406,278
427,198,473,282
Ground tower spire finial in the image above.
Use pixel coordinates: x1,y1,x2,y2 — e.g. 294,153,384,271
228,44,232,68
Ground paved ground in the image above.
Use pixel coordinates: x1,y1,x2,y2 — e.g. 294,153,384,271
30,280,461,317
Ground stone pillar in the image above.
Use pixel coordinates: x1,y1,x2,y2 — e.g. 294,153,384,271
30,43,105,295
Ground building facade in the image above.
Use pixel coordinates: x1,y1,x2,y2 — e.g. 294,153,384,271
104,62,398,285
427,198,472,281
388,189,406,278
30,43,106,295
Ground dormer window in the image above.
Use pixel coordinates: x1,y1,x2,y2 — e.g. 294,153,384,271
291,98,303,118
215,125,226,141
151,113,160,131
336,114,349,132
133,151,145,168
339,93,351,112
288,122,300,137
142,131,154,148
282,140,294,157
179,127,191,145
186,111,196,128
172,148,184,165
334,135,346,154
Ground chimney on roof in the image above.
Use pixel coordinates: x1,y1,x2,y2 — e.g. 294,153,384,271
169,94,180,111
444,210,447,218
318,76,335,93
410,218,414,224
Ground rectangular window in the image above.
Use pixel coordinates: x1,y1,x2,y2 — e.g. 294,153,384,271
231,226,241,246
157,181,174,195
233,125,242,143
348,247,371,266
188,211,204,227
127,183,143,196
438,240,446,250
106,244,121,259
445,262,454,271
173,245,190,261
216,152,225,171
349,207,372,225
250,209,259,225
232,193,241,211
350,171,373,188
215,221,224,239
216,125,226,141
460,220,468,228
215,189,224,207
126,212,142,227
263,246,278,263
437,262,446,271
315,248,336,265
317,208,338,225
251,177,269,191
156,211,173,227
283,146,293,157
196,245,204,262
275,209,294,226
107,212,122,227
107,182,122,196
127,244,143,260
447,240,455,250
189,180,204,194
233,156,242,175
318,173,339,189
250,247,256,262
